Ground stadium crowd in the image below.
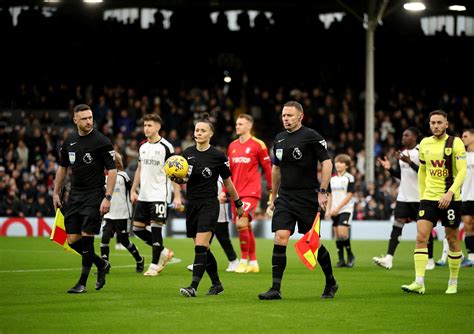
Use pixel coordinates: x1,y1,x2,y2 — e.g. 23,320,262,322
1,82,472,219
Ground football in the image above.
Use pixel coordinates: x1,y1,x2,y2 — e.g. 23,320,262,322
164,155,189,179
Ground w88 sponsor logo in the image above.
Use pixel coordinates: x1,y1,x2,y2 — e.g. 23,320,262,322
429,169,449,177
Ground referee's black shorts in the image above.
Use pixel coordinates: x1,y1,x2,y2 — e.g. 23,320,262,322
185,197,219,238
272,189,319,235
64,189,104,235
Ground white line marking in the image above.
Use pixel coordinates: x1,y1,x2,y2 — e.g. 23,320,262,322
0,258,182,273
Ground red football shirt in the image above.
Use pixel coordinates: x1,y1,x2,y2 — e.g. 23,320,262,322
227,136,272,199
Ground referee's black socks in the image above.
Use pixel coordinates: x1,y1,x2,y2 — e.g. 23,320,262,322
206,249,221,285
191,245,208,289
271,244,287,291
317,244,336,286
78,236,96,286
69,238,83,254
70,237,105,269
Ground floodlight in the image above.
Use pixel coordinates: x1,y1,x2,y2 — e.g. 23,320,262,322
224,72,232,83
403,2,426,11
448,5,466,11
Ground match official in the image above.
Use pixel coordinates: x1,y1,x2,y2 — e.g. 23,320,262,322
53,104,117,294
258,101,338,300
177,113,244,297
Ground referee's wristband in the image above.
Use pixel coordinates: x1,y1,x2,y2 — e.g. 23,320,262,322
234,198,243,208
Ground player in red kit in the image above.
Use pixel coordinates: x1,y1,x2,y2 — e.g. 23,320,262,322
225,114,272,273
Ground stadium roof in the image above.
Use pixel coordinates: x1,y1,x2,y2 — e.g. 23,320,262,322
4,0,473,15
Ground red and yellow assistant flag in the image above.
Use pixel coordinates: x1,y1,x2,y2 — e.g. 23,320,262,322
294,212,321,270
50,209,79,255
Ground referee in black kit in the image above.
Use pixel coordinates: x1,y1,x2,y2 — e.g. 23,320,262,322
173,113,244,297
258,101,338,300
53,104,117,294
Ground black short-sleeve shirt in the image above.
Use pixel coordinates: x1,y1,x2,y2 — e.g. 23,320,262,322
273,126,330,191
59,129,115,192
183,146,231,200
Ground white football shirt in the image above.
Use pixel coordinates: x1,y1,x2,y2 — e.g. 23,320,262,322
217,176,231,223
330,172,355,214
138,138,174,202
104,171,132,220
462,151,474,201
397,145,419,202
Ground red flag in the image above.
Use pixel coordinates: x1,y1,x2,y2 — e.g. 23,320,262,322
50,209,79,255
294,212,321,270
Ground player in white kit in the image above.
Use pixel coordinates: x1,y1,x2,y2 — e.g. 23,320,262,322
373,127,435,270
101,152,145,272
131,114,183,276
326,154,356,267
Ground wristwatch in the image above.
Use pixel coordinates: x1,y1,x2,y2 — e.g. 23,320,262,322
105,195,112,201
318,188,327,194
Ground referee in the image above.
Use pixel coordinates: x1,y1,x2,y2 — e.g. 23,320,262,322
53,104,117,294
258,101,338,300
176,113,244,297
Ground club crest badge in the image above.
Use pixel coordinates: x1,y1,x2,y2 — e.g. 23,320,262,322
245,147,251,154
444,148,452,156
418,210,425,217
69,152,76,164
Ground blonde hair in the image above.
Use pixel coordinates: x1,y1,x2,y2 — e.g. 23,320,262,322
115,151,124,171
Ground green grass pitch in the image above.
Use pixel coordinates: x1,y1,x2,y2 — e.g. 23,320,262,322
1,237,472,333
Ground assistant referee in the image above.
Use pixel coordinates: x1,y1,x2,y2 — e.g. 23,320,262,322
53,104,117,294
258,101,338,300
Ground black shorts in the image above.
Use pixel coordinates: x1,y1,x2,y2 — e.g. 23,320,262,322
272,189,319,235
331,212,352,227
417,200,462,228
394,201,419,222
133,201,168,224
64,189,104,235
461,201,474,216
185,198,219,238
104,218,128,233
